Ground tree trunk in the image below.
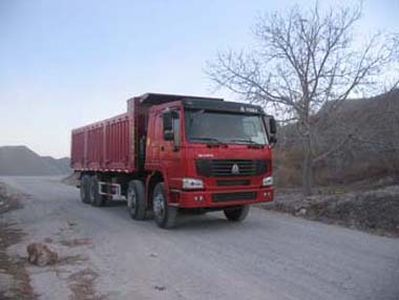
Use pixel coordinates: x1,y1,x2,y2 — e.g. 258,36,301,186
302,136,313,196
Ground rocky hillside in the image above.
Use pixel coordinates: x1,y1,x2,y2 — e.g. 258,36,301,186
0,146,71,176
275,89,399,186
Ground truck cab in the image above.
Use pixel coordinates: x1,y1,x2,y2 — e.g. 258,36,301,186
143,98,276,227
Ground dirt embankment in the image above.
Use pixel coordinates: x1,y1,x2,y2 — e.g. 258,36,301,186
0,146,71,176
263,182,399,237
0,184,36,299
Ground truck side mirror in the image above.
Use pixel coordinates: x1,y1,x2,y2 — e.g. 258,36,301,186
264,116,277,147
163,111,174,140
163,111,173,131
163,111,180,148
269,117,277,135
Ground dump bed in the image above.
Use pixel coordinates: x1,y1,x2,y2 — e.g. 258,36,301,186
71,92,147,173
71,112,133,172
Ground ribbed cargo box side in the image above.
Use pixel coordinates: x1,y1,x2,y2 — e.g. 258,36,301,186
71,110,135,173
104,115,130,171
87,124,104,170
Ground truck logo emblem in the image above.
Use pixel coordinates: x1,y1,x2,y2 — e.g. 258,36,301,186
231,164,240,174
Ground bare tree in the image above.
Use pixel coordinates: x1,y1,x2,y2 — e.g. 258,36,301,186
206,2,398,195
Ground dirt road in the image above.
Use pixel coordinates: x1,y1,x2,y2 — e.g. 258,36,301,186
1,176,399,300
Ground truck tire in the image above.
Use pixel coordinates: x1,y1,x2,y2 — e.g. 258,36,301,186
89,176,104,207
223,205,250,222
80,175,91,204
127,180,146,220
153,182,177,229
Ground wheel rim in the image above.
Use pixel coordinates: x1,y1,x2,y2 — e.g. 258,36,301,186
153,192,165,219
127,188,137,213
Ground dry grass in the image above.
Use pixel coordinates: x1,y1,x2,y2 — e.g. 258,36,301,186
68,268,105,300
0,184,37,299
60,238,92,248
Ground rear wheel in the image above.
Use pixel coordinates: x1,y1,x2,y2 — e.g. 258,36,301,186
223,205,250,222
80,175,91,204
127,180,146,220
153,183,177,229
89,176,104,207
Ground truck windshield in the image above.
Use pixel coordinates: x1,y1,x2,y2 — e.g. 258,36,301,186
185,110,268,145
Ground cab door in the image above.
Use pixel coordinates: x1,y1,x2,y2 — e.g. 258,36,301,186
159,109,183,189
145,111,163,170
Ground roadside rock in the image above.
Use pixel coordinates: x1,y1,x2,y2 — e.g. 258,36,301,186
295,207,307,216
27,243,58,266
154,285,166,291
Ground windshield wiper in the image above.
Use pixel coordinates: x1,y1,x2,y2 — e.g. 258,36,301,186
229,139,265,148
229,139,259,145
190,137,226,145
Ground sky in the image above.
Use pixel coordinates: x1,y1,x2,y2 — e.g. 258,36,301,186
1,0,398,158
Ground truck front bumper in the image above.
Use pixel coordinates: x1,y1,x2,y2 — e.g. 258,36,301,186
169,187,274,208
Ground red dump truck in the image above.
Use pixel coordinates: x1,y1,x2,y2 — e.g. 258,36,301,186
71,93,276,228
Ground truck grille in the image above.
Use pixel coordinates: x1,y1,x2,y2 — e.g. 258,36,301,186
216,179,250,186
196,159,267,177
212,192,257,203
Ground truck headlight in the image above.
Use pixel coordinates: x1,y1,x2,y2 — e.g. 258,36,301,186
262,176,273,187
182,178,204,190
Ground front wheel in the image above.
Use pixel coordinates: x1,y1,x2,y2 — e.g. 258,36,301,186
153,183,177,229
223,205,250,222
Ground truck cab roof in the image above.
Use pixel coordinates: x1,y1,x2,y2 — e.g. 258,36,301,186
135,93,265,115
136,93,224,105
